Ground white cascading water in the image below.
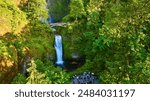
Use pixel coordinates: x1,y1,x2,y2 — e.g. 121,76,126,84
54,35,64,66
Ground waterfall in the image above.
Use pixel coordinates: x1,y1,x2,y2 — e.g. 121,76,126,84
54,34,64,66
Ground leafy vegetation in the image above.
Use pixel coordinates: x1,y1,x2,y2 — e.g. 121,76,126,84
1,0,150,84
11,73,27,84
26,60,49,84
0,0,27,35
0,0,54,83
63,0,150,83
12,59,71,84
47,0,70,22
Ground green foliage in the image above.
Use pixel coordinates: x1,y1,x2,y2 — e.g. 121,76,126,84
34,59,46,72
26,60,49,84
96,0,150,83
64,0,150,83
1,21,53,63
1,0,150,84
11,73,27,84
6,56,71,84
46,67,71,84
71,59,93,75
0,35,18,63
47,0,70,22
19,21,54,60
63,0,86,21
0,0,68,84
0,0,27,35
61,0,88,58
21,0,48,22
35,59,71,84
0,40,9,57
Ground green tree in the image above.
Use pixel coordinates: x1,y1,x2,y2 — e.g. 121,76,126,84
64,0,86,21
0,0,27,35
21,0,48,22
26,60,49,84
47,0,70,22
63,0,150,83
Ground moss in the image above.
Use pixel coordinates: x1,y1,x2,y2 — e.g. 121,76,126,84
0,0,27,36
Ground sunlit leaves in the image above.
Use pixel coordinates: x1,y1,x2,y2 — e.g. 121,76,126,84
65,0,150,83
64,0,86,21
33,59,71,84
0,0,27,35
87,0,104,13
22,0,48,22
26,60,49,84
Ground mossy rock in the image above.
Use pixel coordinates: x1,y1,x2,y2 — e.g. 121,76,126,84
0,0,27,36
